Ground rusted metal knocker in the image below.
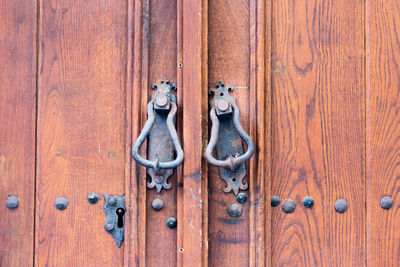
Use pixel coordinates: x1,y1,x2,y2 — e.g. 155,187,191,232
132,78,184,193
205,82,254,195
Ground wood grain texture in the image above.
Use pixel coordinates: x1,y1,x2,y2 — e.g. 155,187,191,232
146,0,178,266
36,0,128,265
180,0,208,266
249,0,271,266
0,0,37,266
271,0,365,266
207,0,251,266
367,1,400,266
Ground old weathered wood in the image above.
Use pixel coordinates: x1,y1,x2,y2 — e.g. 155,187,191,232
146,0,178,266
0,1,37,266
36,0,128,265
207,0,251,266
271,0,365,266
367,1,400,266
180,0,208,266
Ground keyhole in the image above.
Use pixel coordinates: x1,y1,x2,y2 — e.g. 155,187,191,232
116,208,125,228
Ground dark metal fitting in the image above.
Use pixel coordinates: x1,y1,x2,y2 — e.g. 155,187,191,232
152,198,164,210
303,196,314,208
334,199,348,213
380,196,393,210
108,196,117,206
105,223,114,231
167,217,177,229
6,195,19,209
227,203,242,218
205,82,254,196
88,193,99,204
54,197,68,210
271,196,280,207
236,193,247,204
282,200,296,213
155,94,169,108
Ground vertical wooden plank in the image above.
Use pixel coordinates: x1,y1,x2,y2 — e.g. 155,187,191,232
249,0,272,266
0,1,36,266
207,0,251,266
124,0,134,266
145,0,178,266
367,1,400,266
180,0,208,266
36,0,128,266
271,0,365,266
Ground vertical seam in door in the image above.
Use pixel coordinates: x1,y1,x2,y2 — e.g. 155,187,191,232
364,0,368,266
124,0,135,265
33,0,41,266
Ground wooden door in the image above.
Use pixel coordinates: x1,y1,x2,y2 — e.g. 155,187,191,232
1,0,400,266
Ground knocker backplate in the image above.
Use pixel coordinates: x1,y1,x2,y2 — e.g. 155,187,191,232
147,80,177,193
210,83,248,195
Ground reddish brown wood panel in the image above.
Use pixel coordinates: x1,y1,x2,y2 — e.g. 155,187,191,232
180,0,208,266
145,0,178,266
271,0,365,266
35,0,128,266
367,1,400,266
0,1,37,266
207,1,251,266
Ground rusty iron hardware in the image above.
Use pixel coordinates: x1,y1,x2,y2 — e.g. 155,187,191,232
205,82,255,195
334,199,348,213
54,197,68,210
380,196,393,210
103,194,126,247
282,200,296,213
6,195,19,209
132,78,184,193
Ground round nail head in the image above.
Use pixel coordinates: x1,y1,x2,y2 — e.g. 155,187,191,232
335,199,348,213
152,198,164,210
227,203,242,218
6,195,19,209
108,196,117,206
217,99,230,112
105,223,114,231
54,197,68,210
167,217,177,229
282,200,296,213
88,193,99,204
380,196,393,210
303,196,314,208
236,193,247,204
271,196,280,207
156,94,168,107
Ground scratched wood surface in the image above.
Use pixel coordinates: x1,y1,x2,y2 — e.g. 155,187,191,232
367,1,400,266
145,0,178,266
207,0,251,266
180,0,208,266
0,0,36,266
271,0,365,266
35,0,128,266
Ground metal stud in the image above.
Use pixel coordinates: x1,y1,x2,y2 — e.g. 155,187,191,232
152,198,164,210
88,193,99,204
6,195,19,209
334,199,348,213
104,223,114,231
380,196,393,210
282,200,296,213
271,196,280,207
167,217,177,229
236,193,247,204
54,197,68,210
108,196,117,206
303,196,314,208
227,203,242,217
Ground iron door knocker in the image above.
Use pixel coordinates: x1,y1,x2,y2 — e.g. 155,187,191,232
132,78,184,193
205,82,254,195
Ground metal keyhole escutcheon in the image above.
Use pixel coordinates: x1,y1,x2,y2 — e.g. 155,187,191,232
132,78,184,193
205,82,255,195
